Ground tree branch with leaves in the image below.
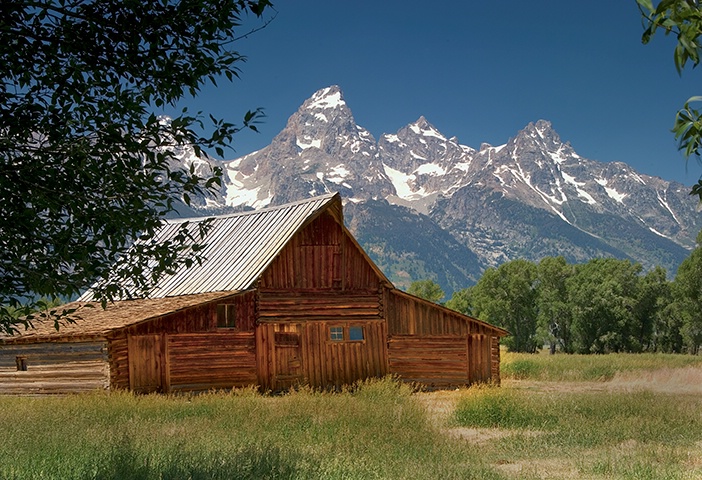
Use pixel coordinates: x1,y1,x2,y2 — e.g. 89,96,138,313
638,0,702,202
0,0,273,334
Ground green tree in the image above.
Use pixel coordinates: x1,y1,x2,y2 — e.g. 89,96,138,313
407,279,445,303
657,300,686,353
445,287,474,315
638,0,702,201
536,256,574,354
471,259,539,353
670,230,702,353
567,258,642,354
633,265,671,351
0,1,272,334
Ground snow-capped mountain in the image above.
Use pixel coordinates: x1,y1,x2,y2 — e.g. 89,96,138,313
221,86,394,209
182,86,701,295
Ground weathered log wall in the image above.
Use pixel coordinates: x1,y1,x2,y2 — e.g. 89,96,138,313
168,332,257,392
385,289,503,386
258,290,382,320
388,336,468,387
110,332,257,393
467,334,492,384
108,335,129,390
0,341,108,394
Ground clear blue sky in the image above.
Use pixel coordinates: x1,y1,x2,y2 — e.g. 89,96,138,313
172,1,702,185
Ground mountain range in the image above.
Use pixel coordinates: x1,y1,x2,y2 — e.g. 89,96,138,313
179,85,702,298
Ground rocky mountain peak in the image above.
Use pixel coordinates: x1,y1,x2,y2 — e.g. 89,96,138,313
302,85,347,111
188,85,701,293
407,116,447,141
513,120,560,146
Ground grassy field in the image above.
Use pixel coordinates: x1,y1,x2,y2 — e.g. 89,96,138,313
1,353,701,479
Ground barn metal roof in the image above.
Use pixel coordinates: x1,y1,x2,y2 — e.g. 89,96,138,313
79,193,340,300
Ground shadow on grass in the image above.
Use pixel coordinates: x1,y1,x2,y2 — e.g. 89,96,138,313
95,436,307,480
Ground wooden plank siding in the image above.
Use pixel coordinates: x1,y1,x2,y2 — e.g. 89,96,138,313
257,320,387,391
108,335,129,390
0,341,108,394
304,320,387,389
116,332,258,394
122,291,256,336
388,336,468,388
168,332,257,392
385,289,505,387
259,212,381,292
255,289,386,391
467,334,492,384
258,291,382,321
386,289,496,336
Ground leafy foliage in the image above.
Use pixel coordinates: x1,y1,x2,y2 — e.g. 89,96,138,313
536,256,574,353
445,254,695,354
0,1,272,334
668,229,702,353
407,278,445,303
638,0,702,203
567,258,643,353
470,259,539,353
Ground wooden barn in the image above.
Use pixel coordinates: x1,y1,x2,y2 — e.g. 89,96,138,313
0,193,507,394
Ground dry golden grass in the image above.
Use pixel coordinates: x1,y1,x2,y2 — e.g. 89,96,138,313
435,356,702,480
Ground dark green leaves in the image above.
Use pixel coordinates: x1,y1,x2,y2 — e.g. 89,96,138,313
0,1,273,334
638,0,702,203
406,279,445,303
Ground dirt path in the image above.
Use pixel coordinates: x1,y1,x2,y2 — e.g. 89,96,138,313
416,367,702,479
417,366,702,436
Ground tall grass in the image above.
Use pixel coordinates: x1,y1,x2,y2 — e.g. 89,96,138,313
501,350,702,381
3,354,702,479
0,378,503,480
454,353,702,479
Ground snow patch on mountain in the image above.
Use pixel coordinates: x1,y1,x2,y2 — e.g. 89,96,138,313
415,163,446,176
308,87,345,110
327,165,351,184
595,178,626,203
297,136,321,151
410,122,446,141
562,172,597,205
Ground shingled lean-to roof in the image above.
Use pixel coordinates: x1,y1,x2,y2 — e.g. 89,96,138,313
80,192,343,301
3,291,237,342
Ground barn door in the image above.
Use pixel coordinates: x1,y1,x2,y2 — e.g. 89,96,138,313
273,325,303,390
128,334,165,393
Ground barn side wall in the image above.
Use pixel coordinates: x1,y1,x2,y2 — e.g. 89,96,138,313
109,292,258,392
388,335,468,387
167,332,257,392
385,289,502,386
256,290,388,391
0,340,108,394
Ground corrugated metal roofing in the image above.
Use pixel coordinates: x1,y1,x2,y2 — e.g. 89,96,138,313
80,193,339,300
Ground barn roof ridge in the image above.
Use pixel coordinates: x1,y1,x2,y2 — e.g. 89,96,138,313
166,192,340,224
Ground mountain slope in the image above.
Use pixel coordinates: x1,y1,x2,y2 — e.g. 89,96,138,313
184,86,700,296
344,199,482,295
